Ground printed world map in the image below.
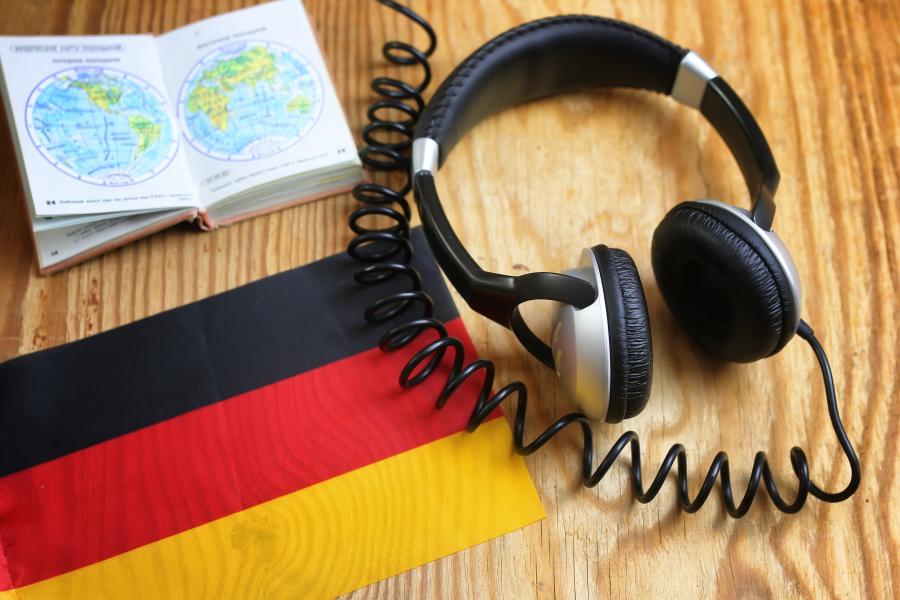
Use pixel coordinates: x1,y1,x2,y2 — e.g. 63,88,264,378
179,41,324,160
26,67,178,186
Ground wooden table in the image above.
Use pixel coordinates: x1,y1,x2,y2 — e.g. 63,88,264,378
1,1,897,598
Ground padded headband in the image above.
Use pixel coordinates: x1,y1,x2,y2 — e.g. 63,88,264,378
418,16,683,156
411,15,781,339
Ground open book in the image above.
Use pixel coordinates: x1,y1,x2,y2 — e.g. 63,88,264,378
0,0,362,274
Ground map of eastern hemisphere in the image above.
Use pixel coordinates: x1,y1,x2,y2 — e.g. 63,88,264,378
25,67,178,186
179,41,324,161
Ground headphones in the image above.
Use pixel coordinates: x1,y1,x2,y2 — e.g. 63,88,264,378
351,6,858,515
409,15,803,422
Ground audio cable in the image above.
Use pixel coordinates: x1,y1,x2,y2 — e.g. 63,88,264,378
346,0,861,517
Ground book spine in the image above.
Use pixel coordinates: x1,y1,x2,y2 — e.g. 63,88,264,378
196,211,216,231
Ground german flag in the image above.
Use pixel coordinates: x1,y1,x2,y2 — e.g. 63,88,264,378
0,229,543,598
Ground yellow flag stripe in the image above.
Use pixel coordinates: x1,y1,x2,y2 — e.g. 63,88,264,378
2,418,543,599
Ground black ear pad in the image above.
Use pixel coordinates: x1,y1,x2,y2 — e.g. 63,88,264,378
592,245,653,422
651,202,797,362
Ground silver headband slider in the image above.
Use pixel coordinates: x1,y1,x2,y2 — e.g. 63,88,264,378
670,51,718,109
411,137,440,176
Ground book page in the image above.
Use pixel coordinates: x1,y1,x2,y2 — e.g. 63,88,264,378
33,208,196,272
0,35,197,216
156,0,359,208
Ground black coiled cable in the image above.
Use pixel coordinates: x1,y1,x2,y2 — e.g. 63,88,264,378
348,0,861,518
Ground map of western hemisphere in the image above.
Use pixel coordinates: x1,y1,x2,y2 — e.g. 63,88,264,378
178,41,324,161
25,67,178,187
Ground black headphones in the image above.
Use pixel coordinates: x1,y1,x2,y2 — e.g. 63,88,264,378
410,16,802,422
350,7,858,516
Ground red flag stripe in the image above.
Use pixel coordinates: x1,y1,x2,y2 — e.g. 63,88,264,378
0,317,495,590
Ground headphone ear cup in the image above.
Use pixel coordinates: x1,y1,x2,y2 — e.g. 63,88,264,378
592,245,653,422
651,201,798,362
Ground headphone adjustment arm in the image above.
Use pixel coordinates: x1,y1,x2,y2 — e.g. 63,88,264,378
507,271,598,369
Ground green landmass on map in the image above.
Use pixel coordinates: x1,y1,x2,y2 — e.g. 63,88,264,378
287,94,311,113
69,79,122,112
67,77,160,158
186,46,279,132
128,114,161,158
186,85,230,131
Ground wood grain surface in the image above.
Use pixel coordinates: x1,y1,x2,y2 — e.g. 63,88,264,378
0,1,897,598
